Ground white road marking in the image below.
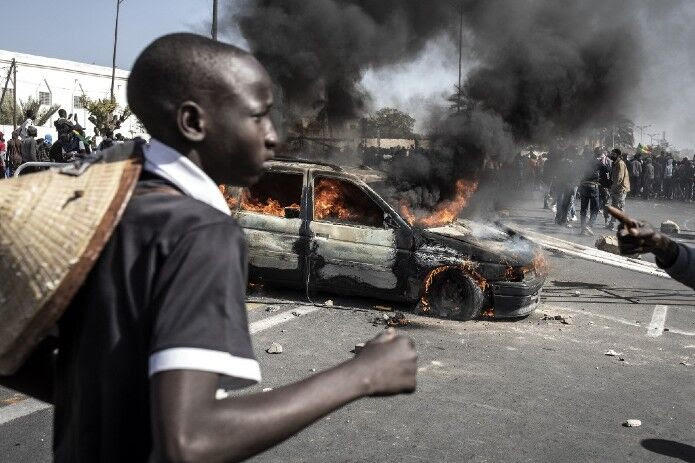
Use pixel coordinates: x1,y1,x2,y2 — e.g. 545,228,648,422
647,305,668,337
250,306,320,334
0,397,51,426
668,328,695,337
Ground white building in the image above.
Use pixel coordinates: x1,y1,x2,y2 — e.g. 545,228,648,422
0,49,144,140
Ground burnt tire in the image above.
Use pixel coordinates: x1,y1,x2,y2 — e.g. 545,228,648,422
428,271,484,321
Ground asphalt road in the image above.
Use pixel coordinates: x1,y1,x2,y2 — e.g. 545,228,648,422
1,195,694,462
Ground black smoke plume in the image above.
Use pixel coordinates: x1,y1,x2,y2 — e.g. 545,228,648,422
231,0,645,215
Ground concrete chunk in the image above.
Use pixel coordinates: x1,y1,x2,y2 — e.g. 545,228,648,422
595,235,620,254
660,220,680,235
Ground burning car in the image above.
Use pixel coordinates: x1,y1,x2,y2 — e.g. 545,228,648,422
220,159,547,321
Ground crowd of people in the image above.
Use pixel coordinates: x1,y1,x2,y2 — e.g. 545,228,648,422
537,146,695,236
0,109,130,177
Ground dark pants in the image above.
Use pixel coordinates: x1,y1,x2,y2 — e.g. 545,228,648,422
630,176,641,197
555,185,574,224
642,178,653,199
599,187,610,222
579,183,599,229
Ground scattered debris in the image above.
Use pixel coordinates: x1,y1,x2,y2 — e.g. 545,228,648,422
595,235,620,254
372,311,410,327
265,306,280,313
310,368,316,372
623,419,642,428
266,342,283,354
262,387,273,392
660,220,680,235
604,349,623,357
374,305,393,312
325,300,334,307
573,290,581,297
291,311,300,317
353,343,366,354
541,314,572,325
680,361,691,367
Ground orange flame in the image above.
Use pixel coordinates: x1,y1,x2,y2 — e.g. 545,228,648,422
531,252,549,276
419,263,488,312
240,189,299,217
400,179,478,228
219,185,240,209
314,178,361,222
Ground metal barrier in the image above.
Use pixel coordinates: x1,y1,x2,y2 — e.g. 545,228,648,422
14,162,69,177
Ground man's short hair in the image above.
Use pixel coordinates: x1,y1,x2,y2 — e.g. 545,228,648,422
58,109,67,118
27,126,38,137
127,33,251,136
612,148,622,156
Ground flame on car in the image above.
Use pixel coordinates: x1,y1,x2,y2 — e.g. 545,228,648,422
240,189,300,217
219,185,240,209
400,179,479,228
418,263,488,313
313,177,361,222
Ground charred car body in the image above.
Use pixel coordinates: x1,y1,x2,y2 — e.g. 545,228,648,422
221,159,546,320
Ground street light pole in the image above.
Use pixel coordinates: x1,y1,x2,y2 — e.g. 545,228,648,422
634,123,651,145
211,0,218,40
110,0,125,102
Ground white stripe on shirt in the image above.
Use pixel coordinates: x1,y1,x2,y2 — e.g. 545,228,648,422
149,348,261,383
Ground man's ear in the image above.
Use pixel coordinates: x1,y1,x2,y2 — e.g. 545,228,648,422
176,101,207,143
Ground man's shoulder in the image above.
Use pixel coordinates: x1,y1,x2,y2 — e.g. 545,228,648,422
121,180,241,241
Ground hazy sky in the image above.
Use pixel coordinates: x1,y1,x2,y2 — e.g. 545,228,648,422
1,0,233,70
3,1,694,149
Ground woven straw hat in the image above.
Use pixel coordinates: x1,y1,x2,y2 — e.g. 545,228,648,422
0,142,143,375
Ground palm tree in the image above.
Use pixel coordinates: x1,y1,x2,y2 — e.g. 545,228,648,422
0,96,60,126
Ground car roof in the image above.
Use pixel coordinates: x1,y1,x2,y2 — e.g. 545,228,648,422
270,157,343,172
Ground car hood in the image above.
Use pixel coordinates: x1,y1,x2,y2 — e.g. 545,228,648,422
421,219,539,267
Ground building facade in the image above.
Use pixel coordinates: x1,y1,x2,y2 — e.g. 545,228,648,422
0,49,144,140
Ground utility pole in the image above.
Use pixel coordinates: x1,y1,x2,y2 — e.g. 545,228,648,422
647,133,659,146
634,123,651,145
12,61,17,130
211,0,219,40
456,2,463,114
110,0,125,102
0,59,15,111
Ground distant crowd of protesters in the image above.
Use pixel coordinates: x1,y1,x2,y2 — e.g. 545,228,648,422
534,146,695,236
0,109,130,177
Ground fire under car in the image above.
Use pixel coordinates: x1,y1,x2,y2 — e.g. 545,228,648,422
220,159,547,321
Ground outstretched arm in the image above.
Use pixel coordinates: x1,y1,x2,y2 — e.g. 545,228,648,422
150,329,417,463
606,206,695,290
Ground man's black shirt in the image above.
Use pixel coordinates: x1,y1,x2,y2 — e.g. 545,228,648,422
54,176,257,462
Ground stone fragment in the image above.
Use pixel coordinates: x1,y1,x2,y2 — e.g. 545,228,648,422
325,300,334,306
660,220,680,235
604,349,623,357
353,343,366,354
266,342,283,354
595,235,620,254
623,419,641,427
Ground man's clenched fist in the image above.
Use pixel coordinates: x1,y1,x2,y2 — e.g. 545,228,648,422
353,328,417,396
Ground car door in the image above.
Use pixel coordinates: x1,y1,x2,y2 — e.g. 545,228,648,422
308,172,411,299
229,169,309,286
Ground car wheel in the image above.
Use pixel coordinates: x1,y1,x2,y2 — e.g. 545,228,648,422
428,270,484,321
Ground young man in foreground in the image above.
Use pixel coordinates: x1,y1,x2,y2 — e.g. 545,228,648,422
52,33,417,462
